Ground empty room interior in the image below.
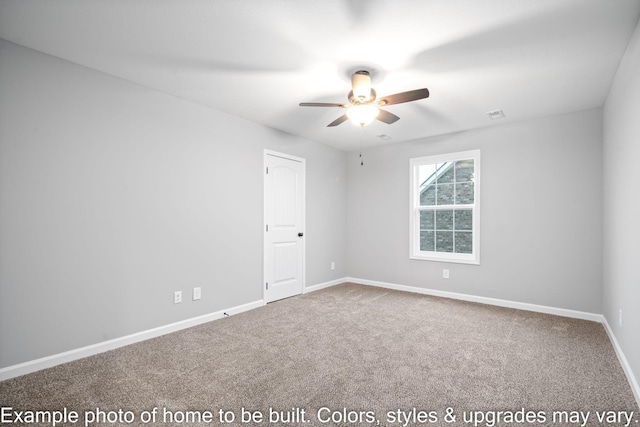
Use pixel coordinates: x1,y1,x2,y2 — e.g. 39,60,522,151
2,0,640,423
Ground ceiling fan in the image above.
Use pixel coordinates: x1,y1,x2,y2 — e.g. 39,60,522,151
299,70,429,127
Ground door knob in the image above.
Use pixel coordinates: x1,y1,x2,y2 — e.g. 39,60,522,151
298,232,304,237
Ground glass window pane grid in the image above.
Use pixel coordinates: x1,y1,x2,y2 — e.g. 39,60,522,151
416,206,474,254
418,159,474,207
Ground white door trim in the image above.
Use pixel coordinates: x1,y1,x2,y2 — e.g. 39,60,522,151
263,149,306,302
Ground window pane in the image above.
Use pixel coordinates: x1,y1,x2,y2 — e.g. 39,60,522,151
454,209,473,231
418,164,438,207
420,184,436,206
420,210,434,230
455,231,473,254
436,183,454,205
418,164,438,185
436,231,454,252
455,181,474,204
437,162,454,183
455,159,474,182
420,231,435,251
436,210,453,230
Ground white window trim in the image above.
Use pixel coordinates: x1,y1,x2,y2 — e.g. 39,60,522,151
409,150,481,265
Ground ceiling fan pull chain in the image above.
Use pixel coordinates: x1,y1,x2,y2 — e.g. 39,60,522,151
359,126,364,166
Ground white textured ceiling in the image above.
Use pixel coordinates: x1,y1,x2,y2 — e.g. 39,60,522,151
1,0,639,151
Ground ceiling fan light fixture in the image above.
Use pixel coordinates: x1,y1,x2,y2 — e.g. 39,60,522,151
347,104,379,126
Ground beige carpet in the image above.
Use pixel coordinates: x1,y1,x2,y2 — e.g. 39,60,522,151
1,283,638,426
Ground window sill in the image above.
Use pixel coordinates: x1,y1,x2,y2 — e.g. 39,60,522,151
410,253,480,265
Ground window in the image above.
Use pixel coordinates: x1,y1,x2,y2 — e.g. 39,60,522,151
410,150,480,264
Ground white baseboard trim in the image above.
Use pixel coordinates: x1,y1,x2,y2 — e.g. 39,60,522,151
601,316,640,406
304,277,346,294
0,299,263,382
347,277,603,322
3,277,638,409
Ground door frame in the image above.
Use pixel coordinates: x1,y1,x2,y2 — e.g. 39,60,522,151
263,149,306,303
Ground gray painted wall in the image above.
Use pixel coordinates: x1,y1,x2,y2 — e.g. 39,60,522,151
603,18,640,392
0,40,347,368
347,109,603,313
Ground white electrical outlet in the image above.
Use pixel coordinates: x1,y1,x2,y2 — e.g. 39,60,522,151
443,269,450,279
173,291,182,304
193,287,201,301
330,261,335,271
619,309,623,328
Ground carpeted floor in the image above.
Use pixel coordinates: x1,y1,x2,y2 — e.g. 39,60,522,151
1,283,638,426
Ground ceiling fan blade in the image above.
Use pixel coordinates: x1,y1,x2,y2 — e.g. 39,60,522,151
327,114,349,127
299,102,346,108
378,88,429,106
376,109,400,124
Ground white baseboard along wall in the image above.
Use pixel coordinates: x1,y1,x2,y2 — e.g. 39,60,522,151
2,277,638,408
0,300,263,382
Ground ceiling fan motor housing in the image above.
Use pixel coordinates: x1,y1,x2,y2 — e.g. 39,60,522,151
351,70,376,103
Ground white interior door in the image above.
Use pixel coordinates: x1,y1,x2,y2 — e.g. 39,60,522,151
264,151,305,303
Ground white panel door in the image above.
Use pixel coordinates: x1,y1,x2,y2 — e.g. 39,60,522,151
264,151,305,303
